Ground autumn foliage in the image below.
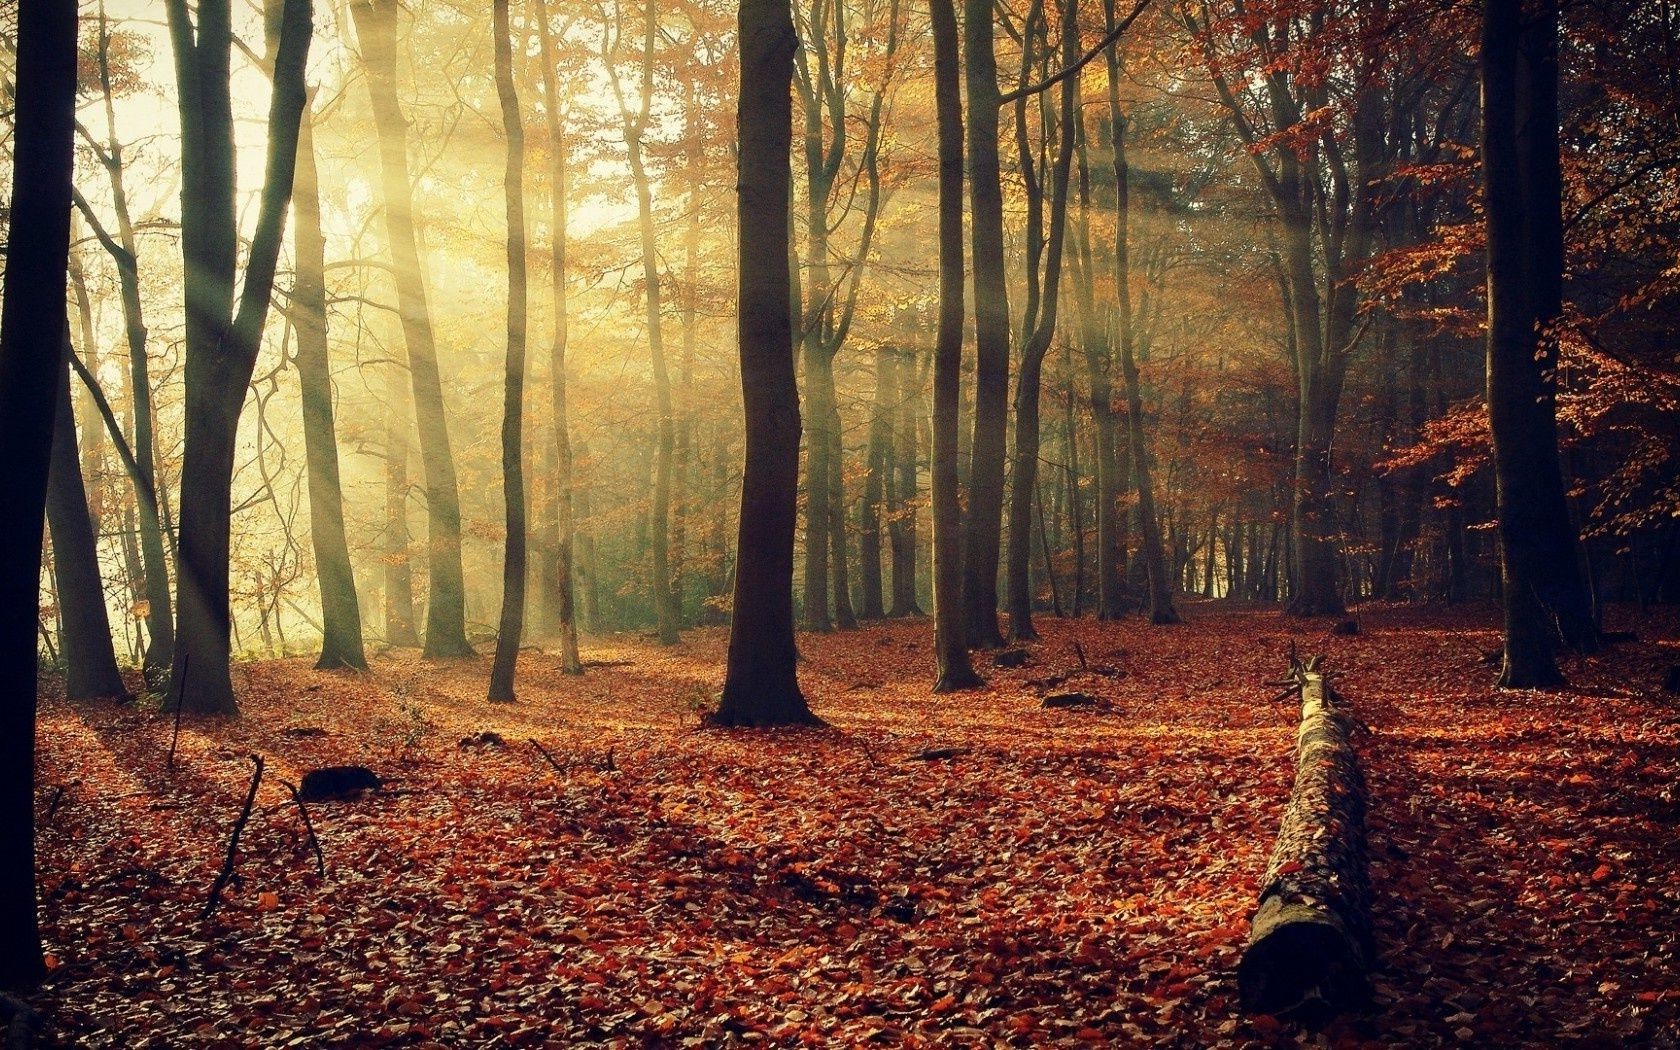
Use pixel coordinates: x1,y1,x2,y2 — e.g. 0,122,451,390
28,606,1680,1045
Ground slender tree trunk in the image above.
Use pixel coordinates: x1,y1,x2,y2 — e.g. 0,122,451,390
716,0,818,726
860,344,893,618
1005,0,1078,641
0,0,79,987
382,361,420,646
1105,33,1178,624
535,0,581,673
85,10,175,677
47,356,128,700
489,0,529,702
575,441,602,630
292,98,367,671
829,398,858,627
802,346,834,629
166,0,313,715
889,348,925,616
931,0,982,690
960,0,1011,649
352,0,474,659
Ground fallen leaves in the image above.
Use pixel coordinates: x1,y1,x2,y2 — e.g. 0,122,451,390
20,602,1680,1046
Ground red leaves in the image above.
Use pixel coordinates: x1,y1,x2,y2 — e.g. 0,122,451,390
27,607,1680,1044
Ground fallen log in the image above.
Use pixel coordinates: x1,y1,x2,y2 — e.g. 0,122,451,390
1237,655,1372,1021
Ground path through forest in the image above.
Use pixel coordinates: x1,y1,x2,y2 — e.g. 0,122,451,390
29,605,1680,1046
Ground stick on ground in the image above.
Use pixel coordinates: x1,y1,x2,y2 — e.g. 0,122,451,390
201,754,265,921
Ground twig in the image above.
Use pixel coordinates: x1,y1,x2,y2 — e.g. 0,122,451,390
601,747,616,773
528,738,567,776
202,754,265,921
1072,639,1089,672
279,779,326,876
167,655,189,771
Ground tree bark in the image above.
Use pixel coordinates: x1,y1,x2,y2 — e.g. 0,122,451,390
352,0,475,660
382,360,420,647
1482,0,1598,687
860,344,893,618
931,0,983,692
488,0,529,702
716,0,819,727
165,0,313,715
960,0,1011,649
47,358,128,700
1238,657,1371,1018
292,97,367,671
1005,0,1078,641
534,0,582,673
0,0,79,987
889,347,925,617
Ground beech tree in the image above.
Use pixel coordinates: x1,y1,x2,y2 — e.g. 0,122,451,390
489,0,530,702
716,0,820,727
0,0,78,989
164,0,313,714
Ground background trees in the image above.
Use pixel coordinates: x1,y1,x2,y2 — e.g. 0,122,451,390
1,0,1673,726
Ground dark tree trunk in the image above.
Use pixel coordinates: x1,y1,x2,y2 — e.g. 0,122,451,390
166,0,313,715
292,99,367,672
960,0,1011,650
715,0,819,727
1482,0,1598,687
931,0,983,692
535,0,582,673
0,0,78,987
489,0,528,702
47,359,128,700
352,0,474,660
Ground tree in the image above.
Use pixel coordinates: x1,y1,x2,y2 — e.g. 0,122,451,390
292,92,368,671
352,0,476,660
534,0,583,674
960,0,1013,649
1003,0,1079,641
46,356,128,700
0,0,78,988
605,0,681,646
930,0,983,691
1481,0,1597,686
1103,12,1177,624
489,0,529,702
715,0,821,727
74,5,174,679
164,0,313,714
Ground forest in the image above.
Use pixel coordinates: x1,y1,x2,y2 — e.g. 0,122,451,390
1,0,1677,1044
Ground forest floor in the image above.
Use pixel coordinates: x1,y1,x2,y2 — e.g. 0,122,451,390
23,602,1680,1047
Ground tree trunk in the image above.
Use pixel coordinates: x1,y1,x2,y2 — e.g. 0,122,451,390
931,0,982,692
829,398,858,628
166,0,313,715
47,358,128,700
292,98,367,671
1482,0,1597,687
0,0,79,987
802,345,834,630
1005,0,1077,642
352,0,474,660
1238,657,1371,1018
382,360,420,647
715,0,819,727
889,348,925,616
960,0,1011,650
86,10,175,678
534,0,582,673
488,0,528,702
860,344,893,618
